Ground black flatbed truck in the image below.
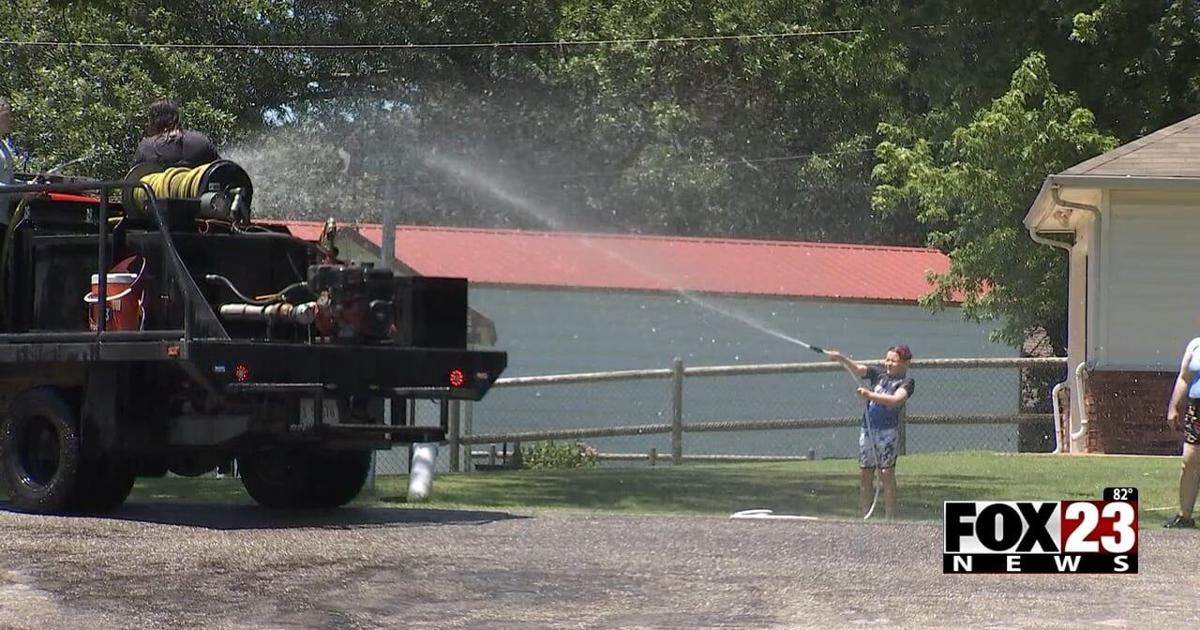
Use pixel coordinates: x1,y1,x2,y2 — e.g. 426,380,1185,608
0,171,506,514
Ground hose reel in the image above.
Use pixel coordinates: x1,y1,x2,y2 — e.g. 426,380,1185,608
126,160,254,223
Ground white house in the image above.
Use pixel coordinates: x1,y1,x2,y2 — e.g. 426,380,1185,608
1025,112,1200,454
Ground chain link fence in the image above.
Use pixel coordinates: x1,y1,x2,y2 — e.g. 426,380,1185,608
372,357,1067,474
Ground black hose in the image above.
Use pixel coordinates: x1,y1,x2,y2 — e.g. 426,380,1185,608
204,274,276,305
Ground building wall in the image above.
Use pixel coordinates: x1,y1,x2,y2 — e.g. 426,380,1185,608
1098,190,1200,370
459,286,1020,460
1083,370,1179,455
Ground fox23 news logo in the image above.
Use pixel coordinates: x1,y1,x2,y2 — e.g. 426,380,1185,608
943,487,1138,574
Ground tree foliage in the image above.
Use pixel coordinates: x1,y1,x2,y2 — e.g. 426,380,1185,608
0,1,308,176
873,53,1117,351
871,0,1198,352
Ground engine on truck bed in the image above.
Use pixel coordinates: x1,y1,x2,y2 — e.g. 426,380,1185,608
8,160,468,349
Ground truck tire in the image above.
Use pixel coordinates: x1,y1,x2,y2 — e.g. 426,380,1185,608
0,387,83,514
306,450,371,508
239,448,370,508
238,448,314,508
75,458,136,514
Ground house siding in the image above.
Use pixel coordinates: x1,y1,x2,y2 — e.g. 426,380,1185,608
1100,191,1200,370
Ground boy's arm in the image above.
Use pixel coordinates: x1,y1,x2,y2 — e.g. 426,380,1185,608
824,350,869,378
862,386,910,409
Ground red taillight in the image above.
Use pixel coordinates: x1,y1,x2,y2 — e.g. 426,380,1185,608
448,368,465,388
234,363,251,383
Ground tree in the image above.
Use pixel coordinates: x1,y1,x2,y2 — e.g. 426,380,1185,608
229,0,930,243
0,0,299,177
871,52,1117,354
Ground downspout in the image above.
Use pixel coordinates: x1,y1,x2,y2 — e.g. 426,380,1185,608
1052,184,1102,452
1072,360,1091,445
1028,183,1102,453
1026,226,1074,454
1050,381,1069,454
1052,184,1102,221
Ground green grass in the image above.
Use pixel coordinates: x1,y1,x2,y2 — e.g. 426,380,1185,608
115,451,1182,522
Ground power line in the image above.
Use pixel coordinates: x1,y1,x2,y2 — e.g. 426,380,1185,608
0,24,944,52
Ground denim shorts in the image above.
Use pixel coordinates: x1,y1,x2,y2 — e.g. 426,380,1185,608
859,427,898,469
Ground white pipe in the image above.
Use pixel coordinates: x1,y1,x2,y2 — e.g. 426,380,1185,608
1027,226,1073,253
1056,182,1099,451
1026,227,1072,455
407,442,438,501
1051,184,1101,222
1071,362,1090,444
1042,185,1101,453
218,302,317,325
1050,381,1069,454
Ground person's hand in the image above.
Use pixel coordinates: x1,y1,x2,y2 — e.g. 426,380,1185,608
1168,409,1183,433
825,350,843,361
856,387,871,401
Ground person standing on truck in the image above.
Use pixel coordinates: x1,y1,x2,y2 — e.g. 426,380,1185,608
0,98,14,186
0,97,23,222
131,98,220,168
826,345,914,520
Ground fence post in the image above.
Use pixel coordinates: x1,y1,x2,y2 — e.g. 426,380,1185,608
463,401,474,473
448,400,460,472
671,357,684,465
898,408,907,456
649,447,657,466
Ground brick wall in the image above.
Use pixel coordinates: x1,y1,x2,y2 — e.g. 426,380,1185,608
1083,370,1180,455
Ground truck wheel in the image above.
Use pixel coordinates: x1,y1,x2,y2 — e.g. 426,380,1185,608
238,448,314,508
0,387,83,514
305,450,371,508
239,448,370,508
75,458,136,514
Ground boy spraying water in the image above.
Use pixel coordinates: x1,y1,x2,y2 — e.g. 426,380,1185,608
826,345,915,520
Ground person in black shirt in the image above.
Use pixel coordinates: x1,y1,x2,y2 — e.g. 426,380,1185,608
131,98,220,168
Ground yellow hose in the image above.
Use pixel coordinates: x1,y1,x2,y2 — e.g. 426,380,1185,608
133,163,211,211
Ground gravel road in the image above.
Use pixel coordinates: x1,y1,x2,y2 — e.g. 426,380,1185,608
0,503,1194,629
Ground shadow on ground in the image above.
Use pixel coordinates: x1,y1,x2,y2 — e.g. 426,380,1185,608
0,500,525,531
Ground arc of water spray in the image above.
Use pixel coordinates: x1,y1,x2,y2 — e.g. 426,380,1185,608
425,152,878,518
420,154,863,377
424,152,864,368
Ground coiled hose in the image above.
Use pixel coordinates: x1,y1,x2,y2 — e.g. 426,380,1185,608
132,163,211,211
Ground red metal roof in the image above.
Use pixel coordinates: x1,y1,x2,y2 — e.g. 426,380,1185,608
345,225,950,303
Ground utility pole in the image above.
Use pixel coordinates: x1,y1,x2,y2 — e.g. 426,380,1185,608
381,179,397,270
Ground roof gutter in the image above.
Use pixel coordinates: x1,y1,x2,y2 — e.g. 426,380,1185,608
1048,174,1200,191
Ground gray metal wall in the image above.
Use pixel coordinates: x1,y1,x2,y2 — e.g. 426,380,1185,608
470,288,1018,459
